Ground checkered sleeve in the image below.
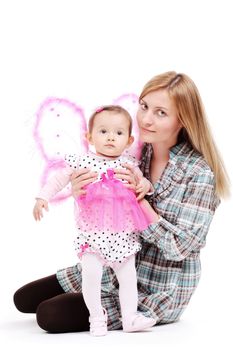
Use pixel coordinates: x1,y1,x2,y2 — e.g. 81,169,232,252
140,171,220,261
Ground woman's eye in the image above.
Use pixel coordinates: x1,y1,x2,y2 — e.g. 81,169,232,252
140,102,147,111
157,109,167,117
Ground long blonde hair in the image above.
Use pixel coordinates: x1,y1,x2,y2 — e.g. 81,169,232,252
139,71,230,198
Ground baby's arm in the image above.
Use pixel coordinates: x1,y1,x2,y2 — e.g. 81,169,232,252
33,199,49,221
134,167,154,200
33,166,73,221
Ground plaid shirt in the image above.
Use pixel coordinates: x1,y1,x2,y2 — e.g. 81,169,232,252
57,141,220,329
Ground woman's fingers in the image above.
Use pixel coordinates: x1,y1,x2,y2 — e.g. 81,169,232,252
120,163,135,172
114,167,136,185
136,192,145,201
115,174,134,183
71,168,98,198
71,170,97,186
71,168,95,180
79,177,97,188
78,190,87,196
123,183,137,190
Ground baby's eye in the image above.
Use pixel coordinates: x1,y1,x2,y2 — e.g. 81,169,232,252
117,131,123,135
100,129,107,134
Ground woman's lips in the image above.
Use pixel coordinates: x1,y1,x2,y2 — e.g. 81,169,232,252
140,127,156,133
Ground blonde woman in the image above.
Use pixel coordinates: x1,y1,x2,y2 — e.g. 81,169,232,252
14,72,230,333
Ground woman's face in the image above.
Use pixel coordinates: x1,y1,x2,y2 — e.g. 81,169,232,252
136,89,182,148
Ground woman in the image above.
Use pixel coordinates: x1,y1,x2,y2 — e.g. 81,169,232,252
14,71,230,333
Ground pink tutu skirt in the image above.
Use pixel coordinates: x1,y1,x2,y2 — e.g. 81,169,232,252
76,169,151,233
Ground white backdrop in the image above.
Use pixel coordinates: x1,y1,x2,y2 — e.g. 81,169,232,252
0,0,232,348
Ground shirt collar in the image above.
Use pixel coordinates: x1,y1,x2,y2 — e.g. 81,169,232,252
145,141,193,199
146,141,192,164
169,141,193,162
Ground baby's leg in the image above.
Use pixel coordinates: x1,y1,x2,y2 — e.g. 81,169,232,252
81,253,104,317
114,255,157,332
82,253,108,336
114,254,138,318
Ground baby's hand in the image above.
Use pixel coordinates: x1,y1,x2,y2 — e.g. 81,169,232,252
135,177,153,200
33,199,49,221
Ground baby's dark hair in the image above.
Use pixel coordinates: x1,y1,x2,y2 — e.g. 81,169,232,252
88,105,133,135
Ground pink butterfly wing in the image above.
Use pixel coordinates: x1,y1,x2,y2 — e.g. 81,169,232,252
33,97,88,202
33,94,140,204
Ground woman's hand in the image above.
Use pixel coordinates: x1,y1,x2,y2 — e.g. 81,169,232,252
114,163,138,190
114,163,152,200
135,177,153,200
70,168,98,198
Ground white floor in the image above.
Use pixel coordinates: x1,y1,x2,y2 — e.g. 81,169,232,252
1,201,233,349
0,298,231,350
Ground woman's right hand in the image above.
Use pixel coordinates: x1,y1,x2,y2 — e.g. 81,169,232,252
70,168,98,198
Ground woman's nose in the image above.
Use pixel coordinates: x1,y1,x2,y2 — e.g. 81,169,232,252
141,111,154,127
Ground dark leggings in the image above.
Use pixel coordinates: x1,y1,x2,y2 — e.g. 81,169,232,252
13,274,89,333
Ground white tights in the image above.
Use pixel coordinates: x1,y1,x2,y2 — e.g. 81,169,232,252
81,253,138,318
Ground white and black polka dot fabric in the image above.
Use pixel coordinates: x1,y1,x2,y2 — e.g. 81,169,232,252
65,151,141,266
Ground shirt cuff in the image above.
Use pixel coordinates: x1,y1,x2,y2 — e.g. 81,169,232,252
140,216,163,243
146,182,155,196
36,193,50,202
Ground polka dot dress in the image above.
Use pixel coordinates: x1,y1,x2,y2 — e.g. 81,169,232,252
65,151,142,266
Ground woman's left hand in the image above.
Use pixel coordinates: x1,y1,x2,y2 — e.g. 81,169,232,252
114,163,152,200
114,163,138,190
114,165,161,223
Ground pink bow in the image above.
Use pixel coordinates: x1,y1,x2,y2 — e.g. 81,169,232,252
95,106,104,113
80,243,89,253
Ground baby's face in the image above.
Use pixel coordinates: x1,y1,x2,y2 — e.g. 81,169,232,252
87,111,133,158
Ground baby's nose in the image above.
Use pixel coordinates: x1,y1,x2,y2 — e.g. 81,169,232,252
107,133,115,140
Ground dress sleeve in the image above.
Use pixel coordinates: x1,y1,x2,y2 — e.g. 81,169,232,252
37,165,73,202
140,171,220,261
